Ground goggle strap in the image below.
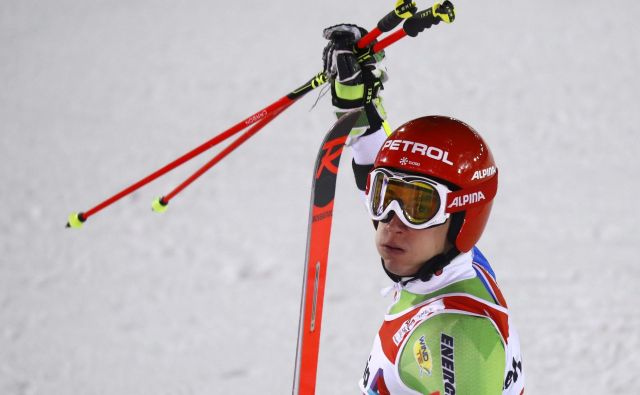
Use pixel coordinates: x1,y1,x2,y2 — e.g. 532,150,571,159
445,170,498,213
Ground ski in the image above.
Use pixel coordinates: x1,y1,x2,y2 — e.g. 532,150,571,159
292,110,361,395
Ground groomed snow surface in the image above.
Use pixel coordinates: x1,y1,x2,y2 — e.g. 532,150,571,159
1,0,639,393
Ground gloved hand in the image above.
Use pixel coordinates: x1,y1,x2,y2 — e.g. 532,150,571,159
321,24,387,111
321,23,389,161
322,24,365,86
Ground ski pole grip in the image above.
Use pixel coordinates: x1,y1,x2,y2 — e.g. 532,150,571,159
377,10,404,33
403,8,434,38
378,0,417,32
403,1,455,37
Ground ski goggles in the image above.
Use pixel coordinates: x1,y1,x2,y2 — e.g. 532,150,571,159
365,168,452,229
365,167,499,230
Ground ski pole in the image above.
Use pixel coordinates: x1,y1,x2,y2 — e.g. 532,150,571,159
357,0,417,49
66,3,436,228
150,99,295,212
143,11,444,210
66,73,327,228
373,1,456,53
148,39,393,210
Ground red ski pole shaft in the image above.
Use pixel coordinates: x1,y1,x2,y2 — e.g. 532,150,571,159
156,72,329,206
157,100,294,206
357,27,383,49
68,73,329,227
372,28,407,52
82,98,291,219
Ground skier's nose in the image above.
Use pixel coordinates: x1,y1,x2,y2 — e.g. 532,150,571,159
382,212,407,233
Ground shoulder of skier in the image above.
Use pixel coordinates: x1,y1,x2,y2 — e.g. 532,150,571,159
399,312,506,394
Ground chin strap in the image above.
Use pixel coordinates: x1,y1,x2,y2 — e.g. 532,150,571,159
381,247,461,285
381,258,404,283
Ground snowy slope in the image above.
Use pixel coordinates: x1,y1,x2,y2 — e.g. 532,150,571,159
1,0,639,393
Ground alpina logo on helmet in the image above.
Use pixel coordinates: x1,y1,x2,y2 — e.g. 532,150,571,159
447,191,486,209
382,139,454,166
471,166,496,180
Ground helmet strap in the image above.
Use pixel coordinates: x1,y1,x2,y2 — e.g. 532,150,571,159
411,247,460,284
447,211,465,246
381,257,404,283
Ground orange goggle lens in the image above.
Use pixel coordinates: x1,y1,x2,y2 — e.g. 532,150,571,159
371,172,442,225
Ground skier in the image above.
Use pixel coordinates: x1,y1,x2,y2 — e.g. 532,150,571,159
322,24,525,394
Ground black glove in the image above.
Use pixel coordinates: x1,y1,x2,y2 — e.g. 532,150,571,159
322,24,367,86
321,24,387,112
322,25,389,177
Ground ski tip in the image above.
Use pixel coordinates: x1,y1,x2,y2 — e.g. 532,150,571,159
151,197,169,213
67,212,86,229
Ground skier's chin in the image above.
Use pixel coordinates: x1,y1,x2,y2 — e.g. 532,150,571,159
382,258,417,278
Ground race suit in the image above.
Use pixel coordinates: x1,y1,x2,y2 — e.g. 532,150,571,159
357,248,525,395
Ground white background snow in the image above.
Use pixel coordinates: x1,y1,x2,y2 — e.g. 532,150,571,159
2,0,639,393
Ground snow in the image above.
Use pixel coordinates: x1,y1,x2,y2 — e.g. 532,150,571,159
1,0,639,393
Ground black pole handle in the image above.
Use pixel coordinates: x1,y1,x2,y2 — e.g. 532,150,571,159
403,1,455,38
377,10,404,33
377,0,417,32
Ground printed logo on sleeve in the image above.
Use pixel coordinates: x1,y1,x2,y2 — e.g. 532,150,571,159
503,357,523,390
393,302,444,345
413,335,433,377
362,356,371,387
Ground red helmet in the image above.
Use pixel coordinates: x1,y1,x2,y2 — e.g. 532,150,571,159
373,115,498,252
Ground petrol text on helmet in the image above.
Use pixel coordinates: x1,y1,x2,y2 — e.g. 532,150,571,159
382,139,454,166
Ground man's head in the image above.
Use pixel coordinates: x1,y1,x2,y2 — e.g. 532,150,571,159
365,116,498,278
